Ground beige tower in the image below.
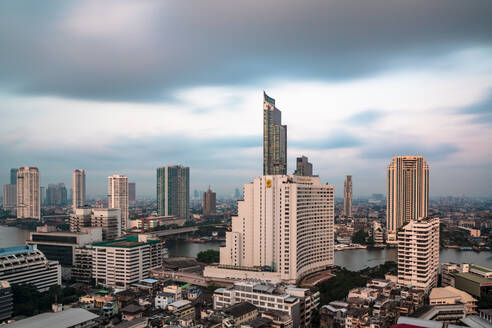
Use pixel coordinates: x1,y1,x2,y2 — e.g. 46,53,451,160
72,169,86,210
108,175,128,232
202,187,216,215
16,166,40,219
386,156,429,243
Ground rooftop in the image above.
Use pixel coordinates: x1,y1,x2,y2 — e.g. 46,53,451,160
454,272,492,285
224,302,257,318
92,236,160,248
4,308,98,328
0,245,35,257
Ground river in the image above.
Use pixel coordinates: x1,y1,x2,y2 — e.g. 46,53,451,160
1,226,491,271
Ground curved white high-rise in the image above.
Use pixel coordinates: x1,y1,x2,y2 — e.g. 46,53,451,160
72,169,86,210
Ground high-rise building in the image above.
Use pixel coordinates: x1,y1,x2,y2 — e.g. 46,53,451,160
2,184,16,210
386,156,429,243
128,182,136,207
343,175,352,218
70,207,121,241
263,92,287,175
205,175,334,284
156,165,190,220
72,169,86,210
45,183,68,206
108,174,128,231
397,217,439,294
202,187,216,215
9,168,17,185
234,188,241,200
295,156,313,176
16,166,40,219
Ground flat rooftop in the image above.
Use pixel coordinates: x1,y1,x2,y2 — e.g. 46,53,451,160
455,272,492,285
4,308,98,328
0,245,35,257
92,236,160,248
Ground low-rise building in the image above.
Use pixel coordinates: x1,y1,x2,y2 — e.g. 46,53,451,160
0,245,61,292
414,304,466,324
155,291,176,310
121,304,145,321
168,299,195,321
4,308,99,328
221,302,259,328
429,286,477,315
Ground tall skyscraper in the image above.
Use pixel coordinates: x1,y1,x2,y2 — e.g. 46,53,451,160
128,182,136,207
202,187,216,215
10,168,18,185
397,217,440,293
108,175,128,231
2,184,16,209
295,155,313,176
263,92,287,175
205,175,334,284
45,183,67,206
156,165,190,220
343,175,352,218
72,169,86,210
16,166,40,219
386,156,429,243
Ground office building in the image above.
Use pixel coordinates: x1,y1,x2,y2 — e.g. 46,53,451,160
397,217,439,294
429,286,477,315
0,245,61,292
202,187,216,215
294,156,313,177
263,92,287,175
92,235,166,289
16,166,40,219
128,182,136,207
387,156,429,243
4,308,99,328
9,168,17,185
72,169,86,210
0,281,12,322
70,208,121,240
156,165,190,220
108,174,128,231
343,175,352,218
205,175,334,284
2,184,16,210
45,182,68,206
453,264,492,299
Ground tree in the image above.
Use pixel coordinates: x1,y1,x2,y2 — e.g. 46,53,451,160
196,249,219,263
352,229,368,244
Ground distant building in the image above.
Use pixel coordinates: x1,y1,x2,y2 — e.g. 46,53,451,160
3,308,99,328
397,217,440,293
92,235,166,289
108,175,129,231
72,169,86,210
205,175,334,284
263,92,287,175
2,184,16,210
370,221,384,244
0,245,61,292
16,166,40,219
128,182,136,207
202,187,216,215
234,188,241,199
0,281,12,322
295,156,313,176
386,156,429,243
343,175,352,218
156,165,190,220
70,207,122,241
46,183,68,206
9,169,17,185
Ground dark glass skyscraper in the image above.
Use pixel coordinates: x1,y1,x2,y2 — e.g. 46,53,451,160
263,92,287,175
10,168,18,185
157,165,190,220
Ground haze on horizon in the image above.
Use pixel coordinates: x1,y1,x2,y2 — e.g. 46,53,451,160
1,0,491,198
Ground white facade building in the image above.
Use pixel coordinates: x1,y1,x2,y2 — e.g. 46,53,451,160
397,217,440,294
92,235,165,289
108,175,128,232
205,175,334,284
72,169,86,210
0,245,61,292
16,166,40,219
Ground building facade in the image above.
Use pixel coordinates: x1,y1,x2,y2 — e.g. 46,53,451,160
0,281,12,322
72,169,86,210
156,165,190,220
343,175,352,218
295,156,313,177
128,182,136,207
397,217,440,293
2,184,16,210
202,187,216,215
263,92,287,175
70,207,122,241
92,236,166,289
16,166,40,219
46,183,68,206
205,175,334,284
9,169,17,185
108,175,128,231
0,245,61,292
387,156,429,243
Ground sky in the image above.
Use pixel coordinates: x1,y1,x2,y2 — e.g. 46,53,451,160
1,0,492,198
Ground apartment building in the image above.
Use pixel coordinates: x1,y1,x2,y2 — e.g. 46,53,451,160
70,207,122,241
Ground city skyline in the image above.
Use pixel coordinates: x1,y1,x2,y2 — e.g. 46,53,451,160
0,1,491,198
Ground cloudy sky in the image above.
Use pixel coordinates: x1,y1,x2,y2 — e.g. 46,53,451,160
1,0,492,198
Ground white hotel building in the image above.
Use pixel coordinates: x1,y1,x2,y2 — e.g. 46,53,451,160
397,217,440,294
205,175,334,284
